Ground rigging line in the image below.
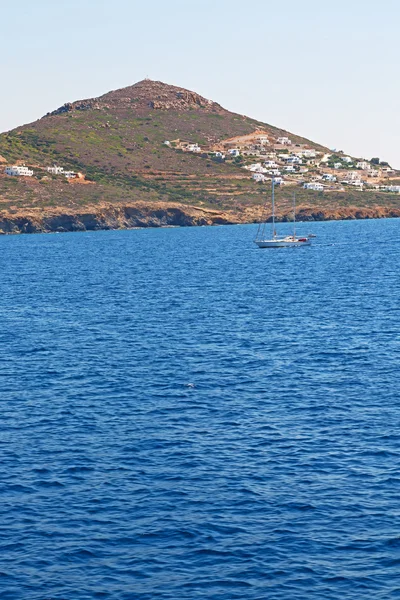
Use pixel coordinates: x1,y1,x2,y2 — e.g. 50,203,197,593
255,197,268,240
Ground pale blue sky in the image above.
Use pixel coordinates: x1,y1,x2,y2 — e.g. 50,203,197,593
2,0,399,166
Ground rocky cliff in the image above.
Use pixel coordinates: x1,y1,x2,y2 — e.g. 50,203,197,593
1,202,400,235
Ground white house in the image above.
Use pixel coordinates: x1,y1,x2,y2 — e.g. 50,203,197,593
247,163,263,172
163,140,171,146
346,171,362,180
264,160,278,168
256,135,269,145
5,165,33,177
272,177,284,185
350,180,363,187
384,185,400,193
253,173,266,183
293,149,316,159
277,136,292,145
342,156,353,163
214,152,225,159
333,162,342,169
284,165,296,172
64,171,76,179
228,148,240,157
47,166,64,175
304,182,324,191
187,143,201,153
356,161,370,170
322,174,337,182
283,155,302,165
268,169,281,176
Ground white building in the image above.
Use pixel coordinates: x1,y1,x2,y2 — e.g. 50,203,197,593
293,149,316,159
356,161,371,170
186,143,201,153
304,182,324,191
253,173,266,183
277,136,292,145
268,169,281,176
47,166,64,175
64,171,76,179
322,174,337,181
5,165,33,177
346,171,362,180
264,160,278,168
342,156,353,163
256,135,269,145
228,149,240,157
214,152,225,159
367,170,380,178
272,177,284,185
333,162,342,169
247,163,263,172
350,180,363,187
163,140,171,146
384,185,400,193
284,165,296,172
283,155,302,165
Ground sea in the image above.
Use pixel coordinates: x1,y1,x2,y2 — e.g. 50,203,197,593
1,218,400,600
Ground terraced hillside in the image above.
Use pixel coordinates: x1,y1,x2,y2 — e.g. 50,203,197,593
0,79,399,233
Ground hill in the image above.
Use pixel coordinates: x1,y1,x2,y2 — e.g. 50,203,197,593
0,79,399,233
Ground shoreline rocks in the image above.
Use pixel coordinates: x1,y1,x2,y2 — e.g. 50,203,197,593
0,202,399,235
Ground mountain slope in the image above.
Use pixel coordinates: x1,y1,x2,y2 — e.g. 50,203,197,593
0,79,399,233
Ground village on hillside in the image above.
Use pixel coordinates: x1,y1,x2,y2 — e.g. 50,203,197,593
165,131,400,194
2,129,399,194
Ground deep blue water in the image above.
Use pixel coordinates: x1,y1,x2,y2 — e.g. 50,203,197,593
1,219,400,600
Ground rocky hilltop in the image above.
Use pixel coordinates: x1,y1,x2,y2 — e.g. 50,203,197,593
0,79,398,234
48,79,224,117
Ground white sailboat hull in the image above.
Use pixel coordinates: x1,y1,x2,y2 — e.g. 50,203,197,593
255,237,311,248
255,181,312,248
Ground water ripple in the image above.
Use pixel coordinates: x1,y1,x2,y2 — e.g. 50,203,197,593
1,220,400,599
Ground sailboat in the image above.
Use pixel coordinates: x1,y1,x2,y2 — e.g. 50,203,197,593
254,180,311,248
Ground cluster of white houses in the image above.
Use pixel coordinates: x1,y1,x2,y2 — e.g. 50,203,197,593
163,132,400,191
5,165,33,177
46,166,77,178
4,133,399,195
305,182,400,193
4,164,77,179
383,185,400,193
165,132,296,159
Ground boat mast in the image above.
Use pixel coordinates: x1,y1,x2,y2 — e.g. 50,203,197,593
293,192,296,239
271,178,275,238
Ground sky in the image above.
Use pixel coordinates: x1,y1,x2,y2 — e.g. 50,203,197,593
1,0,399,167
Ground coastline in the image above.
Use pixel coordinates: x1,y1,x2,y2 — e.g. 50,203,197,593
1,201,400,235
